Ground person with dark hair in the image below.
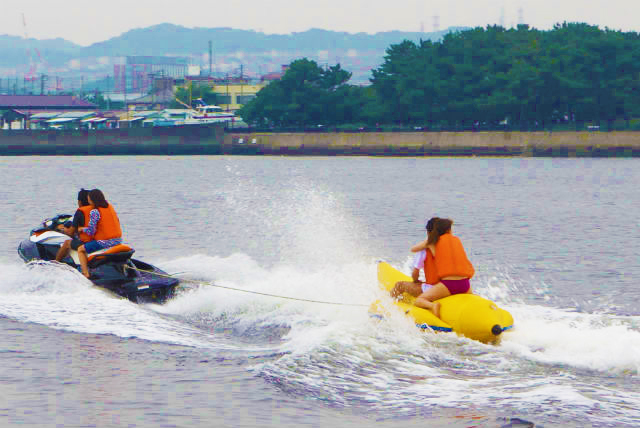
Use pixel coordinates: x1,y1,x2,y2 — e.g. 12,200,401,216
55,189,93,262
390,217,475,318
76,189,123,278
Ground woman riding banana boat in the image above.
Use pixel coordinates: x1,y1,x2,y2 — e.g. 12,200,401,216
390,217,474,318
374,216,513,343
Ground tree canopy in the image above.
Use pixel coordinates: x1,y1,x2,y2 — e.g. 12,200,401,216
238,23,640,130
238,58,353,127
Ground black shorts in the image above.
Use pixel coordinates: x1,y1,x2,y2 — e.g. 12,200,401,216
70,238,85,251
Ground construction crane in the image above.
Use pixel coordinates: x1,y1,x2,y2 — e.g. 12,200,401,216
174,96,192,109
22,13,44,82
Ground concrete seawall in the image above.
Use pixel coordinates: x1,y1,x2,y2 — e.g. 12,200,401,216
0,124,225,155
2,128,639,156
225,131,640,157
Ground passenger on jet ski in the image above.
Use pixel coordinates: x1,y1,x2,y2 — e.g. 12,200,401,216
55,188,93,262
77,189,123,278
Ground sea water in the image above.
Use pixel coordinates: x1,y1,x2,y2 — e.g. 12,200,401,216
0,156,638,427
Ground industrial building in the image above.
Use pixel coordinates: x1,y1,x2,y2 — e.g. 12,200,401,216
184,76,275,111
114,56,190,93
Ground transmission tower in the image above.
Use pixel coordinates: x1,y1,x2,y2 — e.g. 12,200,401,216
518,6,524,25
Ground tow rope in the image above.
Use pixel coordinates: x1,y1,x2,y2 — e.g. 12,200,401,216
124,265,369,307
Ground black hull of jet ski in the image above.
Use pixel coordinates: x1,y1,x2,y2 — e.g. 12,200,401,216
18,218,179,304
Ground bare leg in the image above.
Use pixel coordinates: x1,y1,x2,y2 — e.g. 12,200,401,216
413,282,451,318
55,240,72,262
413,298,441,318
390,281,423,298
78,245,90,278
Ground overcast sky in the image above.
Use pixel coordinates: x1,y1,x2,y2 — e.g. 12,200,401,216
2,0,638,46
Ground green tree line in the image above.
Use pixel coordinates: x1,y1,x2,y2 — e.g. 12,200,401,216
238,23,640,130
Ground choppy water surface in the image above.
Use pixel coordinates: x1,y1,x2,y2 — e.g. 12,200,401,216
1,156,639,427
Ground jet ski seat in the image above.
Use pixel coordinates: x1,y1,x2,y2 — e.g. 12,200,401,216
69,244,134,267
87,244,135,267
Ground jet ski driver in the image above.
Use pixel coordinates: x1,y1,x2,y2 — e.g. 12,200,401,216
55,189,93,262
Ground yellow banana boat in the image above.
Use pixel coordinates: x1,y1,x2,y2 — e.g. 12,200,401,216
371,262,514,344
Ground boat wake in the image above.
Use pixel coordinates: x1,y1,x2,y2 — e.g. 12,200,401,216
0,261,219,349
1,253,639,426
1,254,638,373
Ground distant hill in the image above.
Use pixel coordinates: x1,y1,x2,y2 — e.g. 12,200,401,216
0,24,469,83
0,35,80,67
76,23,468,57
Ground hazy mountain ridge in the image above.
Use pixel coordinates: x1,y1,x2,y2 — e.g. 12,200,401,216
81,23,466,56
0,23,466,65
0,24,469,84
0,34,80,67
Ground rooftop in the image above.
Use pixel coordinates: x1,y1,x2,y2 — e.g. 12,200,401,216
0,95,97,109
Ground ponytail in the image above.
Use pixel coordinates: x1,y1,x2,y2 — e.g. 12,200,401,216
426,217,453,246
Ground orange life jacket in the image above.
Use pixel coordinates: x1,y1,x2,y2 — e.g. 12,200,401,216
77,205,93,242
424,233,475,285
93,203,122,241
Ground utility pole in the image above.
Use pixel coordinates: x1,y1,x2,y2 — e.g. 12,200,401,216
106,75,111,111
239,65,244,106
40,74,47,95
209,40,213,77
124,70,128,119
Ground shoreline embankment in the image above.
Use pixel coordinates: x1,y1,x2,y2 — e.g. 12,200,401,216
0,124,225,155
225,131,640,157
2,129,640,156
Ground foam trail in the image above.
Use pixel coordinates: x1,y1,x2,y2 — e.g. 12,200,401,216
0,262,230,349
501,304,640,374
4,252,640,427
159,252,640,376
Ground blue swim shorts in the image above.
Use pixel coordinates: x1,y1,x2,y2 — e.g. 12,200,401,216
83,240,103,254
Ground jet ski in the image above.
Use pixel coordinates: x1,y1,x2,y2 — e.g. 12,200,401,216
17,214,179,304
